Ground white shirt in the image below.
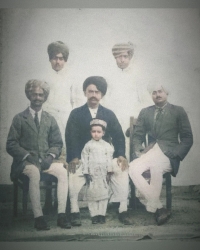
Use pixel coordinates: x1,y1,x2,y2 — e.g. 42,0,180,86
29,106,42,122
89,107,98,118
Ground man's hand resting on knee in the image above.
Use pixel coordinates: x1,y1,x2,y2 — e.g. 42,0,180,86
68,158,80,174
117,156,128,171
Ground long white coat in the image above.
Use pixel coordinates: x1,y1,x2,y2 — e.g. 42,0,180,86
81,139,114,201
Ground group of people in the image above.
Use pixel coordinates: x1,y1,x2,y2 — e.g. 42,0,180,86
6,41,193,231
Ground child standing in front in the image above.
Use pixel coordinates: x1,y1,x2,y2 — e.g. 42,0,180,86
81,119,114,224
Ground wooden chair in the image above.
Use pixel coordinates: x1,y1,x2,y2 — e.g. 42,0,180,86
126,116,172,210
13,173,58,217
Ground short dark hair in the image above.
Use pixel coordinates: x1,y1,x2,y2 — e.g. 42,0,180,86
83,76,107,96
47,41,69,61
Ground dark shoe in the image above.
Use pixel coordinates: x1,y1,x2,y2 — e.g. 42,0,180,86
98,215,106,224
91,216,99,224
57,213,71,229
155,208,171,226
118,211,133,225
34,216,50,231
71,212,82,226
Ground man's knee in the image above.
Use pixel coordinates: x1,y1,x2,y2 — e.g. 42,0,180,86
49,163,68,180
23,164,40,181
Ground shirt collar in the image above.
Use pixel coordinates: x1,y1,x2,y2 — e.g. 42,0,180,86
89,107,98,118
29,107,42,122
155,102,168,110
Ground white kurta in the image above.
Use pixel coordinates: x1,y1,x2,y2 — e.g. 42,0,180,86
103,62,152,133
102,62,152,159
43,67,74,148
81,139,114,201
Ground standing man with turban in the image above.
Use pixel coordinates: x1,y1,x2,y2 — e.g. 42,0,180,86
103,42,152,161
65,76,133,226
43,41,76,214
6,79,70,230
129,84,193,225
44,41,75,141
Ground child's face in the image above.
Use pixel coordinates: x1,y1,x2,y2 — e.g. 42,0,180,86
91,125,105,141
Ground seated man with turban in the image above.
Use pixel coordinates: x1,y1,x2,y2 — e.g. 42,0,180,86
6,79,70,230
65,76,133,226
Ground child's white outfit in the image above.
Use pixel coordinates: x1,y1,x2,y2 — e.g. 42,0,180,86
81,138,114,217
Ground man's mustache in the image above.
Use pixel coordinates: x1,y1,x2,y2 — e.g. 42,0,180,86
89,97,98,101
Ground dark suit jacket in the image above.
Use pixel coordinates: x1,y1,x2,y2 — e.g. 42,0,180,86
65,103,125,163
133,103,193,177
6,108,63,181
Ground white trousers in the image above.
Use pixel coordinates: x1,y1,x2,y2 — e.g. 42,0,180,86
129,143,172,213
109,158,129,213
22,163,68,218
88,199,108,217
69,158,129,213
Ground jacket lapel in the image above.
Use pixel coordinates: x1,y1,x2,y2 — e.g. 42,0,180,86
149,106,156,134
23,108,38,134
83,103,93,120
96,104,104,119
39,111,48,136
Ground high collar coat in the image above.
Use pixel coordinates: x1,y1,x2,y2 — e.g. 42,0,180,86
65,103,125,163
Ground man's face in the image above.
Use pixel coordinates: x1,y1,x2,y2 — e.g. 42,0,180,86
84,84,103,107
91,125,105,141
115,51,131,69
29,87,45,110
152,87,168,107
50,53,66,72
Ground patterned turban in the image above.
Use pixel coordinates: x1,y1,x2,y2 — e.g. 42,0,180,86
90,119,107,129
112,42,134,58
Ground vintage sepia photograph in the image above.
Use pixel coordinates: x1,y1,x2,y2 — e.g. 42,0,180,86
0,7,200,244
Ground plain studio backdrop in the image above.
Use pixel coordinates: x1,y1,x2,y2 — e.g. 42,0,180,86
0,8,200,186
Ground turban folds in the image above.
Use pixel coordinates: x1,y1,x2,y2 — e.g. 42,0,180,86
47,41,69,61
25,79,50,101
83,76,107,96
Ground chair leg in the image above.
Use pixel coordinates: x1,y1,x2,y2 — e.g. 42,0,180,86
13,182,18,217
66,190,71,216
165,173,172,210
43,181,53,215
22,181,29,215
130,180,137,210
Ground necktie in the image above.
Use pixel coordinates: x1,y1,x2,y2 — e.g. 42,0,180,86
155,108,163,121
154,108,163,133
34,112,40,131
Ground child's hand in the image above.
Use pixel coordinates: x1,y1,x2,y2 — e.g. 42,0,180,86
84,174,92,186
